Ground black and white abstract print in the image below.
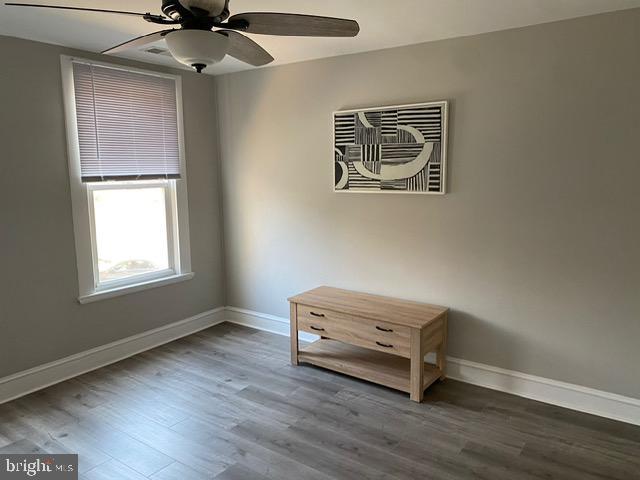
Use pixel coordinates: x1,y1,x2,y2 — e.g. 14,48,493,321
334,101,448,194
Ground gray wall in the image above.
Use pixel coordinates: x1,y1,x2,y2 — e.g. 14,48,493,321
216,9,640,398
0,36,225,378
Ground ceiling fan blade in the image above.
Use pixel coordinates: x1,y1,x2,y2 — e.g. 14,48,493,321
226,12,360,37
216,30,273,66
102,29,175,55
4,3,152,17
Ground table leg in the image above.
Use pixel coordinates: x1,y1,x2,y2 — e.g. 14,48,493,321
290,302,299,366
410,328,424,402
436,313,448,380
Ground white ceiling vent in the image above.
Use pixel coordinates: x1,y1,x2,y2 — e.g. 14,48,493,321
144,47,172,57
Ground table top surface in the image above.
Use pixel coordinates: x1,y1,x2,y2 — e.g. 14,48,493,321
288,286,448,329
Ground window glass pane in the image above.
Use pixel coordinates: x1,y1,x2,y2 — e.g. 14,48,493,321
93,186,170,284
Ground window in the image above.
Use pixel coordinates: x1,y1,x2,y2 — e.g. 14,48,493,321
61,57,192,303
90,181,174,286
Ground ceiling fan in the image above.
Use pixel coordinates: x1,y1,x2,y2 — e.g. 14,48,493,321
5,0,361,72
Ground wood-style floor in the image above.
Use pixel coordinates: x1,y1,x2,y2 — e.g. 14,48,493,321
0,323,638,480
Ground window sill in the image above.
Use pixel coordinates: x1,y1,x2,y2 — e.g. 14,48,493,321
78,272,195,305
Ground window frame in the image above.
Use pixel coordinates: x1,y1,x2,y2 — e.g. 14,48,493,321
61,55,193,304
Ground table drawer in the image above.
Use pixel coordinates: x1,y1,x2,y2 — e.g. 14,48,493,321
297,304,411,358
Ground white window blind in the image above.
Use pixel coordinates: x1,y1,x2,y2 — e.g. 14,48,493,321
72,61,181,182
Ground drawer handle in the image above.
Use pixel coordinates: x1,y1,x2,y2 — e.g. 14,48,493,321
376,341,394,348
376,326,394,332
309,311,325,318
310,325,325,332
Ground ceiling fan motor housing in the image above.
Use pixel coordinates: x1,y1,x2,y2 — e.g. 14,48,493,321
162,0,229,22
181,0,227,16
165,29,230,72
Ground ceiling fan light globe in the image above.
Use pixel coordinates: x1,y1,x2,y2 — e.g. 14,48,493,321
165,30,229,71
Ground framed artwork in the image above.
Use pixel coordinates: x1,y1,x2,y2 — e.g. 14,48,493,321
334,101,448,194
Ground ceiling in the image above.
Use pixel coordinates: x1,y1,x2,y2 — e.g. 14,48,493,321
2,0,640,75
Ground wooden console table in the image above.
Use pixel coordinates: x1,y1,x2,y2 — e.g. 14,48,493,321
288,286,448,402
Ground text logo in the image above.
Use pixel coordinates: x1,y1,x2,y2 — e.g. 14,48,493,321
1,455,77,479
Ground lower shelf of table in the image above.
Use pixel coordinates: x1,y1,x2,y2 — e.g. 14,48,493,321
297,339,442,394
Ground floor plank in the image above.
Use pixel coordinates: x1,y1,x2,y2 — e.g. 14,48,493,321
0,322,638,480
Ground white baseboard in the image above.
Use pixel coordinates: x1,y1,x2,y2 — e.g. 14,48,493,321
442,355,640,426
0,307,226,405
225,307,319,343
3,305,638,427
225,306,640,426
